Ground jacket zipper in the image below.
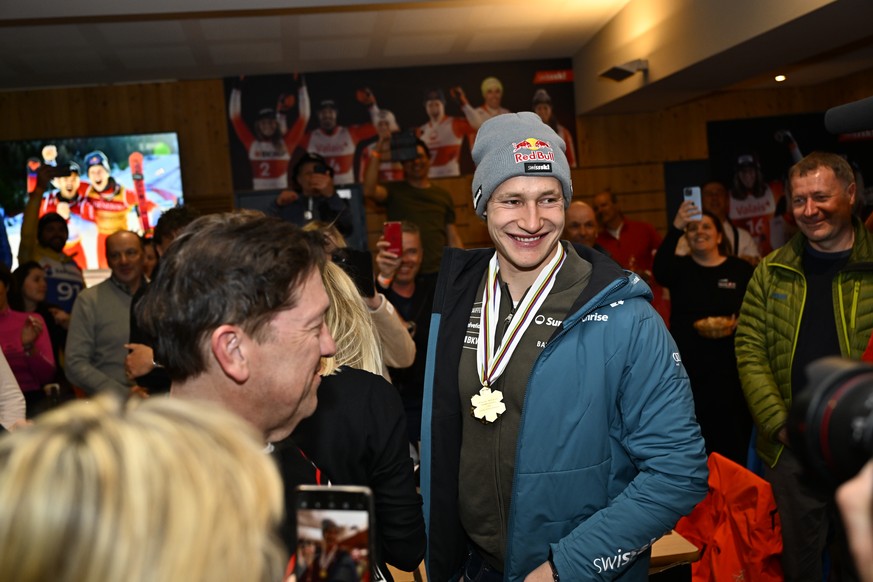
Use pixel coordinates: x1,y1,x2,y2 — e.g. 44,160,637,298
771,262,806,421
502,276,630,577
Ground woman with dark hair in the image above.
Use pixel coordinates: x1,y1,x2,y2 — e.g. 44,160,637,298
10,261,69,370
0,264,55,417
141,237,158,279
654,201,755,464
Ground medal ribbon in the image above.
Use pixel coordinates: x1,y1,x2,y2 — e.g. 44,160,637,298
476,244,566,388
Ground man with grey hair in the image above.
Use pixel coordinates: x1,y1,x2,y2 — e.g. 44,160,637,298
737,151,873,580
137,212,336,556
420,112,707,581
137,212,335,445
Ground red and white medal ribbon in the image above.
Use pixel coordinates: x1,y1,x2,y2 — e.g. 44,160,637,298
473,244,566,422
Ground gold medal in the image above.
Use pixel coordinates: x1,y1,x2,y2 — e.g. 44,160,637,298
470,386,507,424
474,246,566,425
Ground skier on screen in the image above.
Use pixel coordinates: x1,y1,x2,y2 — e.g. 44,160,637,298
79,150,153,268
36,161,90,270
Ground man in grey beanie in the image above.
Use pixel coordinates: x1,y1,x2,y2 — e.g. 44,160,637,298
420,112,707,581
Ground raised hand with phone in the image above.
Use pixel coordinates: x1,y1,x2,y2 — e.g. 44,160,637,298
682,186,703,222
673,198,704,231
375,222,404,288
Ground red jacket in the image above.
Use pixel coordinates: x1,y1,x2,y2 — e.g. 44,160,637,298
675,452,783,581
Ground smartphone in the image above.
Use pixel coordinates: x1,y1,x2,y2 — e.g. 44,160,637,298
390,129,419,162
383,221,403,256
683,186,703,222
294,485,377,581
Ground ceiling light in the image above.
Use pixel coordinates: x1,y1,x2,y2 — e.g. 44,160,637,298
774,75,786,82
599,59,649,82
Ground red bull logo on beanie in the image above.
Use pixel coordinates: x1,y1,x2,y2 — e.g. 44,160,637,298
512,137,555,163
512,137,551,152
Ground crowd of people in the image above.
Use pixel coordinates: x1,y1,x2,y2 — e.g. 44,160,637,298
2,110,873,582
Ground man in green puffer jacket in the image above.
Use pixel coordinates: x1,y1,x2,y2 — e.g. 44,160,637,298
736,151,873,582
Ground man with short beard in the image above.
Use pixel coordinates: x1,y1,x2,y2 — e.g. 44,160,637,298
373,221,434,448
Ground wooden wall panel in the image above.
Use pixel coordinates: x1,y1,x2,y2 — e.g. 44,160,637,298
1,65,870,249
576,65,873,234
0,80,234,215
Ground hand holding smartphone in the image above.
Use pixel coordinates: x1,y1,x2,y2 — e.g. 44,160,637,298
389,130,419,162
683,186,703,222
383,221,403,256
294,485,376,582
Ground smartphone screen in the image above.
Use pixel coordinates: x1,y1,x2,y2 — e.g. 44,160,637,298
383,221,403,256
683,186,703,221
390,130,419,162
294,485,377,582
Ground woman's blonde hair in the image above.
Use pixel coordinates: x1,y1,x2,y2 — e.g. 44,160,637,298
0,395,285,582
320,261,383,377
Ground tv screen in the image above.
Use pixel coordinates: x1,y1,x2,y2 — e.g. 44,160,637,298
0,132,183,272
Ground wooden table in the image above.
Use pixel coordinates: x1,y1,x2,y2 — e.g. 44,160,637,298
649,529,700,578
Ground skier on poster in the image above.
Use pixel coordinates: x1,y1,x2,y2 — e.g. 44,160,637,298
532,88,577,167
303,88,381,185
228,75,310,190
418,88,481,178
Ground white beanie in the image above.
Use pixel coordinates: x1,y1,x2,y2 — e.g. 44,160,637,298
471,111,572,219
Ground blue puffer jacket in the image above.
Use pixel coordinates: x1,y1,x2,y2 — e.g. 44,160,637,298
421,244,708,581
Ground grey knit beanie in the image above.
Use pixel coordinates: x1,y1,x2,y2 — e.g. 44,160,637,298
471,111,572,219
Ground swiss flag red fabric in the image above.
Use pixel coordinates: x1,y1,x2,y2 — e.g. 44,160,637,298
675,452,783,581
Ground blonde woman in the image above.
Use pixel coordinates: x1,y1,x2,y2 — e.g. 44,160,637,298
302,221,415,378
292,261,425,580
0,394,286,582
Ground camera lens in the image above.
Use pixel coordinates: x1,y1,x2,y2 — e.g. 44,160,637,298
788,357,873,486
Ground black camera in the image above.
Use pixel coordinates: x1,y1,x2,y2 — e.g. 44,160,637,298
788,357,873,486
390,130,419,162
331,248,375,298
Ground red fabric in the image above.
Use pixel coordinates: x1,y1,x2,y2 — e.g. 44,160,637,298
675,452,783,581
862,330,873,363
596,219,670,326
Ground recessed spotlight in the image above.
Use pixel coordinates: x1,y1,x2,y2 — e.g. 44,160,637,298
774,75,786,82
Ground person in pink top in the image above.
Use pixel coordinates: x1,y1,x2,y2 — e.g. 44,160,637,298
0,265,55,417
